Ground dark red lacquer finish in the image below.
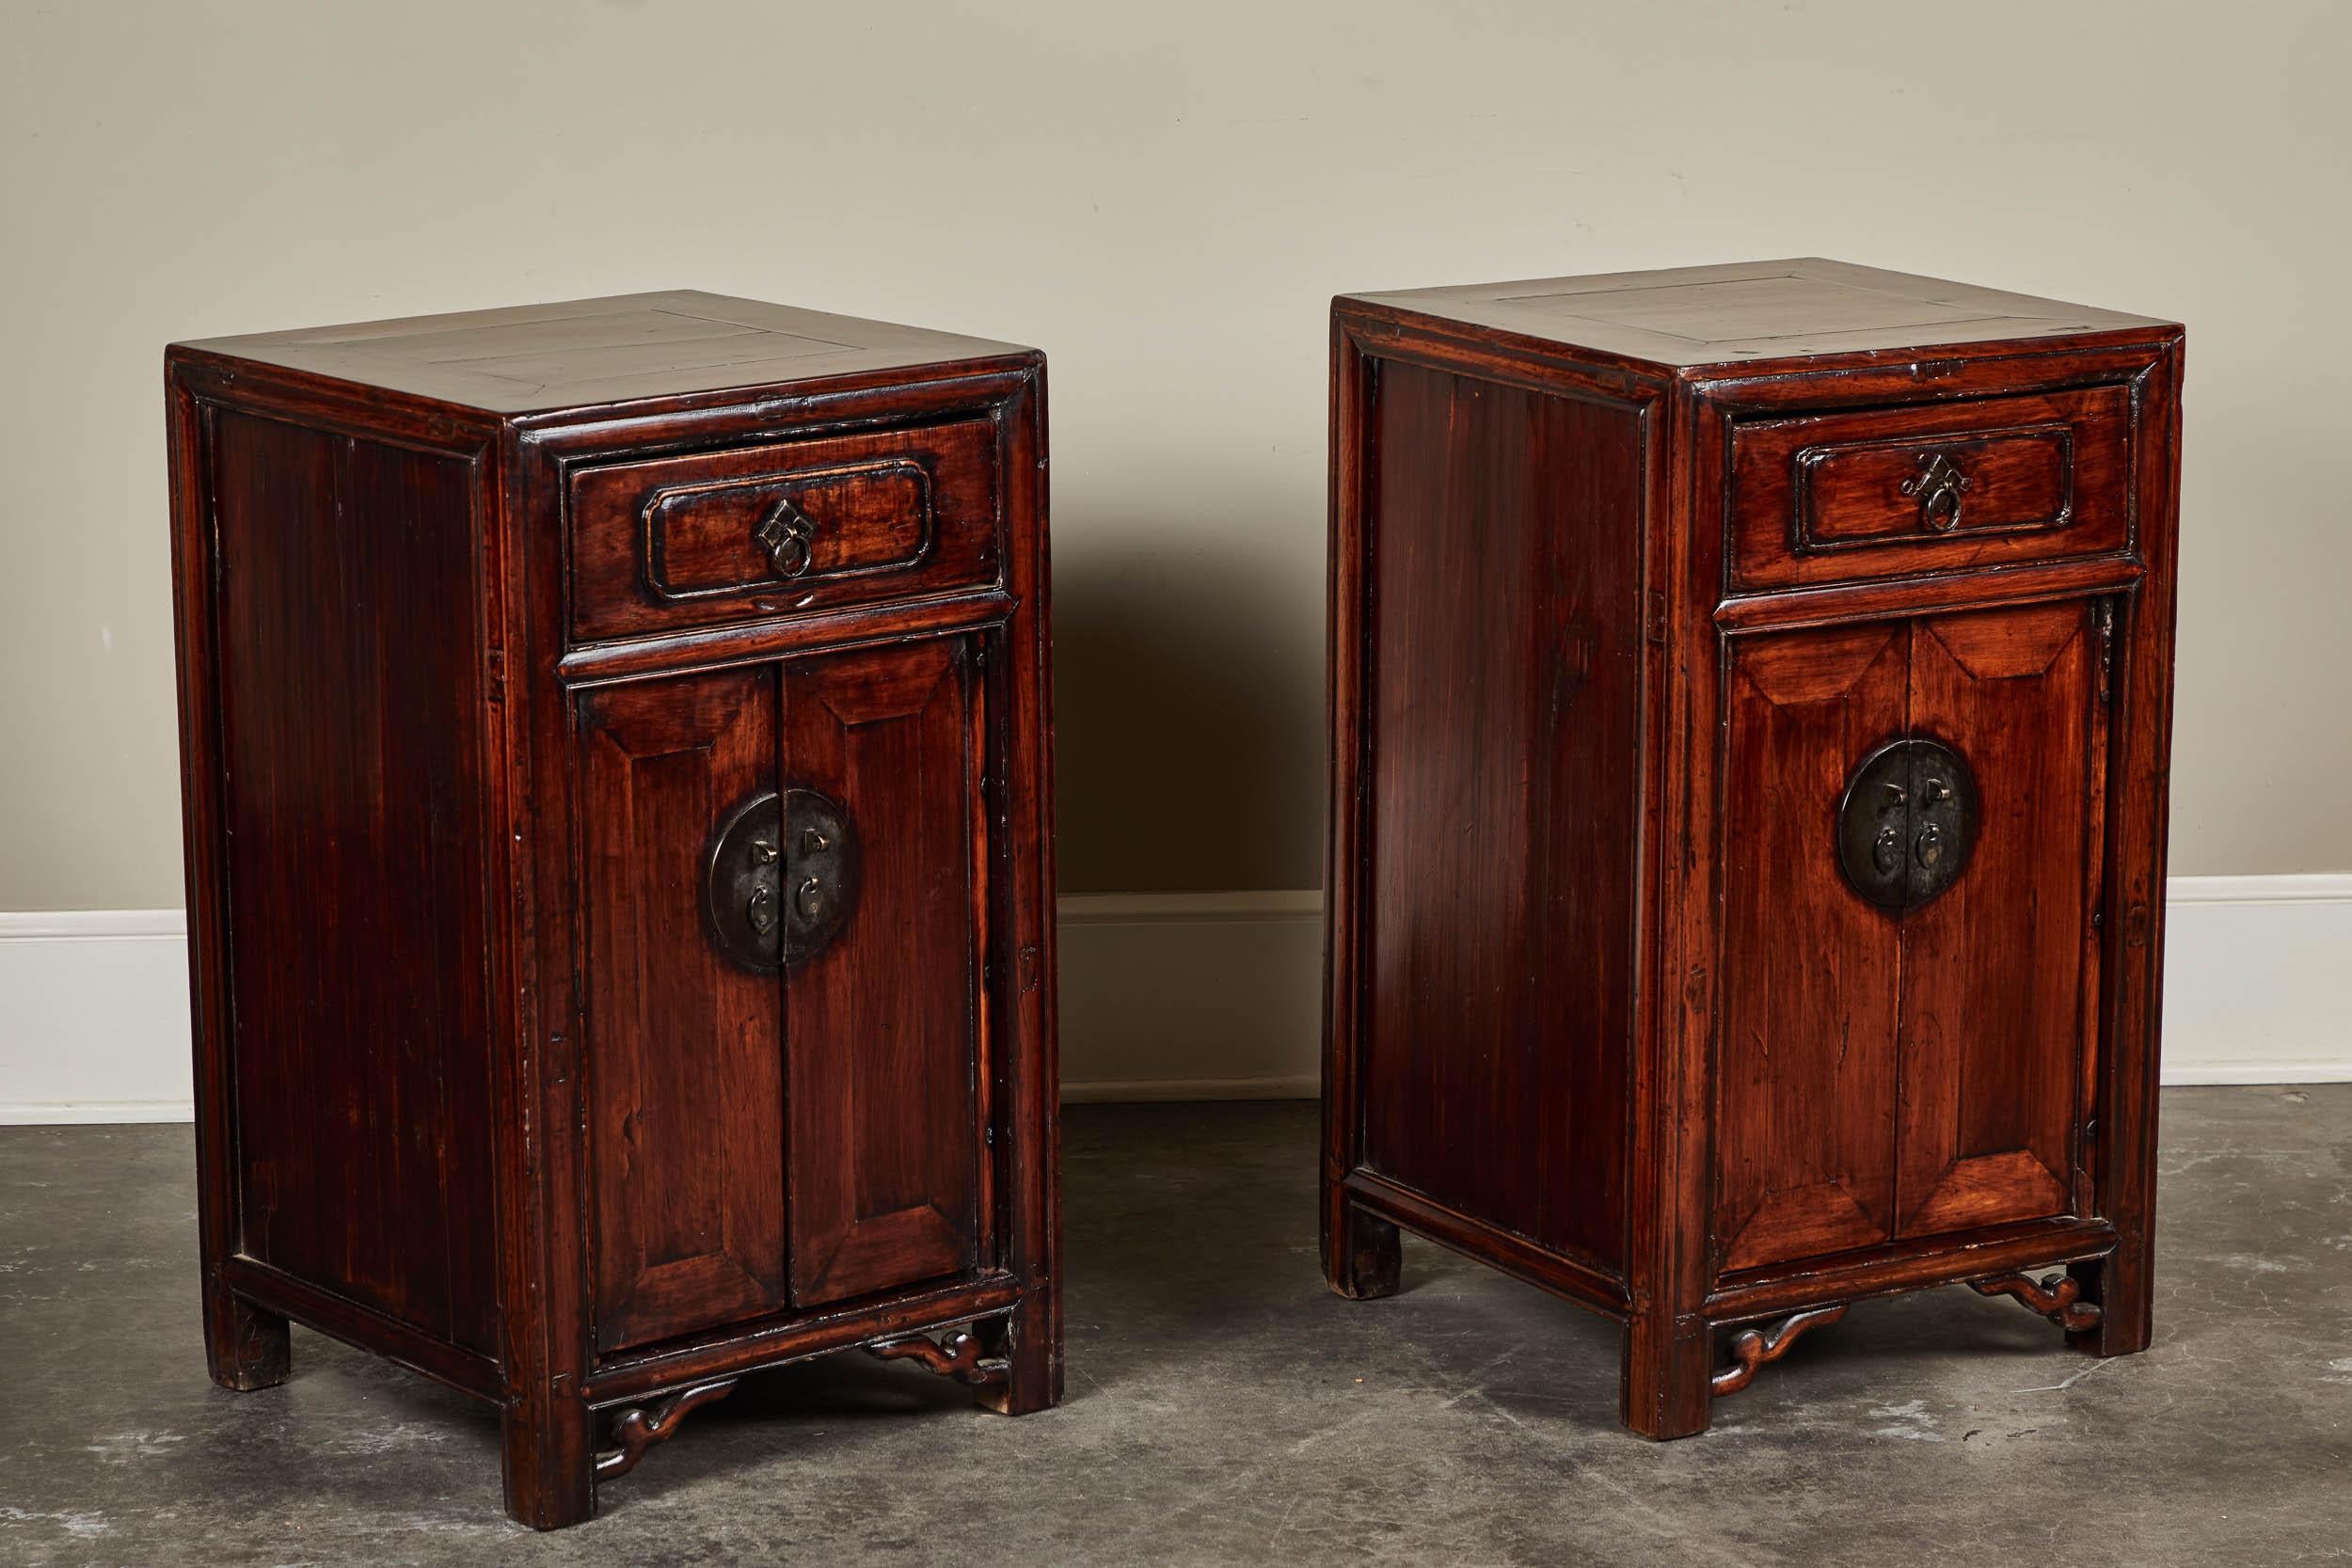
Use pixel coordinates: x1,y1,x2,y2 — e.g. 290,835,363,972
1323,259,2183,1433
168,292,1060,1527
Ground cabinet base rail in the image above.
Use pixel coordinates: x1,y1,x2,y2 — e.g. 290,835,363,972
594,1314,1016,1488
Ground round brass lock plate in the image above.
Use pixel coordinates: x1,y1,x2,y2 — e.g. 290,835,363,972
1835,737,1978,914
704,787,860,972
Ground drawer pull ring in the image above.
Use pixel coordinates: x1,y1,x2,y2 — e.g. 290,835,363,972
753,498,818,578
1836,737,1978,913
704,788,861,971
1899,451,1970,532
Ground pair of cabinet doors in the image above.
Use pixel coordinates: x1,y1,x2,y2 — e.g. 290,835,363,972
578,636,993,1352
1718,596,2109,1272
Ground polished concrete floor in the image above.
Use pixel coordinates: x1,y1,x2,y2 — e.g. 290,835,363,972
2,1087,2346,1566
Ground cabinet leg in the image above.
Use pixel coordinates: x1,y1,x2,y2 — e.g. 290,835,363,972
1619,1307,1711,1439
2068,1242,2153,1357
201,1282,289,1392
501,1388,596,1531
1323,1199,1401,1301
973,1292,1060,1417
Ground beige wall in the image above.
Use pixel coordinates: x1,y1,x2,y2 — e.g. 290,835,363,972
3,1,2344,911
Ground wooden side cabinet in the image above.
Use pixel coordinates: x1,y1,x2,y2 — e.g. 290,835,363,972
1322,260,2183,1435
167,293,1059,1527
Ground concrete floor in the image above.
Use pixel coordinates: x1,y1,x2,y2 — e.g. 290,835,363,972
1,1088,2346,1567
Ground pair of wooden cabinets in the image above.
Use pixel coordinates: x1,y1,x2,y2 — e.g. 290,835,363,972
167,294,1057,1528
1322,260,2180,1434
169,263,2181,1527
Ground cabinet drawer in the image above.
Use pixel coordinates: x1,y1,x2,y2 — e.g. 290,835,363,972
568,419,1000,641
1726,385,2133,593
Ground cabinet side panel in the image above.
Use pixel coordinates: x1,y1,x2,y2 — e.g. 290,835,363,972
1359,360,1642,1271
208,408,498,1355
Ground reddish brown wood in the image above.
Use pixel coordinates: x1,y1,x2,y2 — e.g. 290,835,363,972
1327,1201,1402,1302
200,407,502,1358
1356,359,1644,1277
2071,333,2186,1362
579,667,786,1352
220,1253,504,1402
1325,259,2182,1441
1343,259,2169,371
866,1327,1008,1388
175,290,1032,413
1896,602,2103,1239
1709,1305,1850,1397
1715,621,1908,1271
1343,1169,1623,1317
593,1379,740,1481
168,293,1058,1528
781,640,983,1307
1728,384,2133,591
1970,1271,2104,1333
568,418,1000,641
1705,1215,2118,1322
583,1275,1022,1403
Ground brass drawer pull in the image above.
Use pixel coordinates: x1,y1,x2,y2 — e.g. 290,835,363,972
753,498,818,578
1899,451,1971,533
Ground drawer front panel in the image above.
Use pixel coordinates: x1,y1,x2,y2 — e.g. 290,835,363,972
570,419,999,641
1728,385,2132,592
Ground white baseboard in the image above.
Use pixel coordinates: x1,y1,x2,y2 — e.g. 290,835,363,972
2,877,2344,1123
0,910,196,1125
2154,875,2352,1085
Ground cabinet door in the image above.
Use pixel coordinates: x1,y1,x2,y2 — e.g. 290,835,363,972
1715,623,1911,1272
1895,601,2105,1237
580,666,787,1352
780,639,985,1307
1714,601,2109,1275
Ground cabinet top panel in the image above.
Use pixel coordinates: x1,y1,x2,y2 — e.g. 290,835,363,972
171,291,1036,415
1341,259,2176,371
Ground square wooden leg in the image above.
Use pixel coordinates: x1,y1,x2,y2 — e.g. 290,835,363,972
201,1281,289,1393
2069,1240,2153,1357
1619,1307,1711,1440
974,1293,1061,1417
501,1387,596,1531
1323,1198,1401,1302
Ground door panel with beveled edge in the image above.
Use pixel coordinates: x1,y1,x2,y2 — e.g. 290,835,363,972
1894,599,2106,1238
781,636,986,1307
580,665,787,1352
1714,621,1910,1273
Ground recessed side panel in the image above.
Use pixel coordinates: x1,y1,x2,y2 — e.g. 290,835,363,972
579,666,787,1353
208,408,499,1355
1713,623,1909,1273
1359,360,1644,1273
782,637,983,1307
1896,601,2104,1237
